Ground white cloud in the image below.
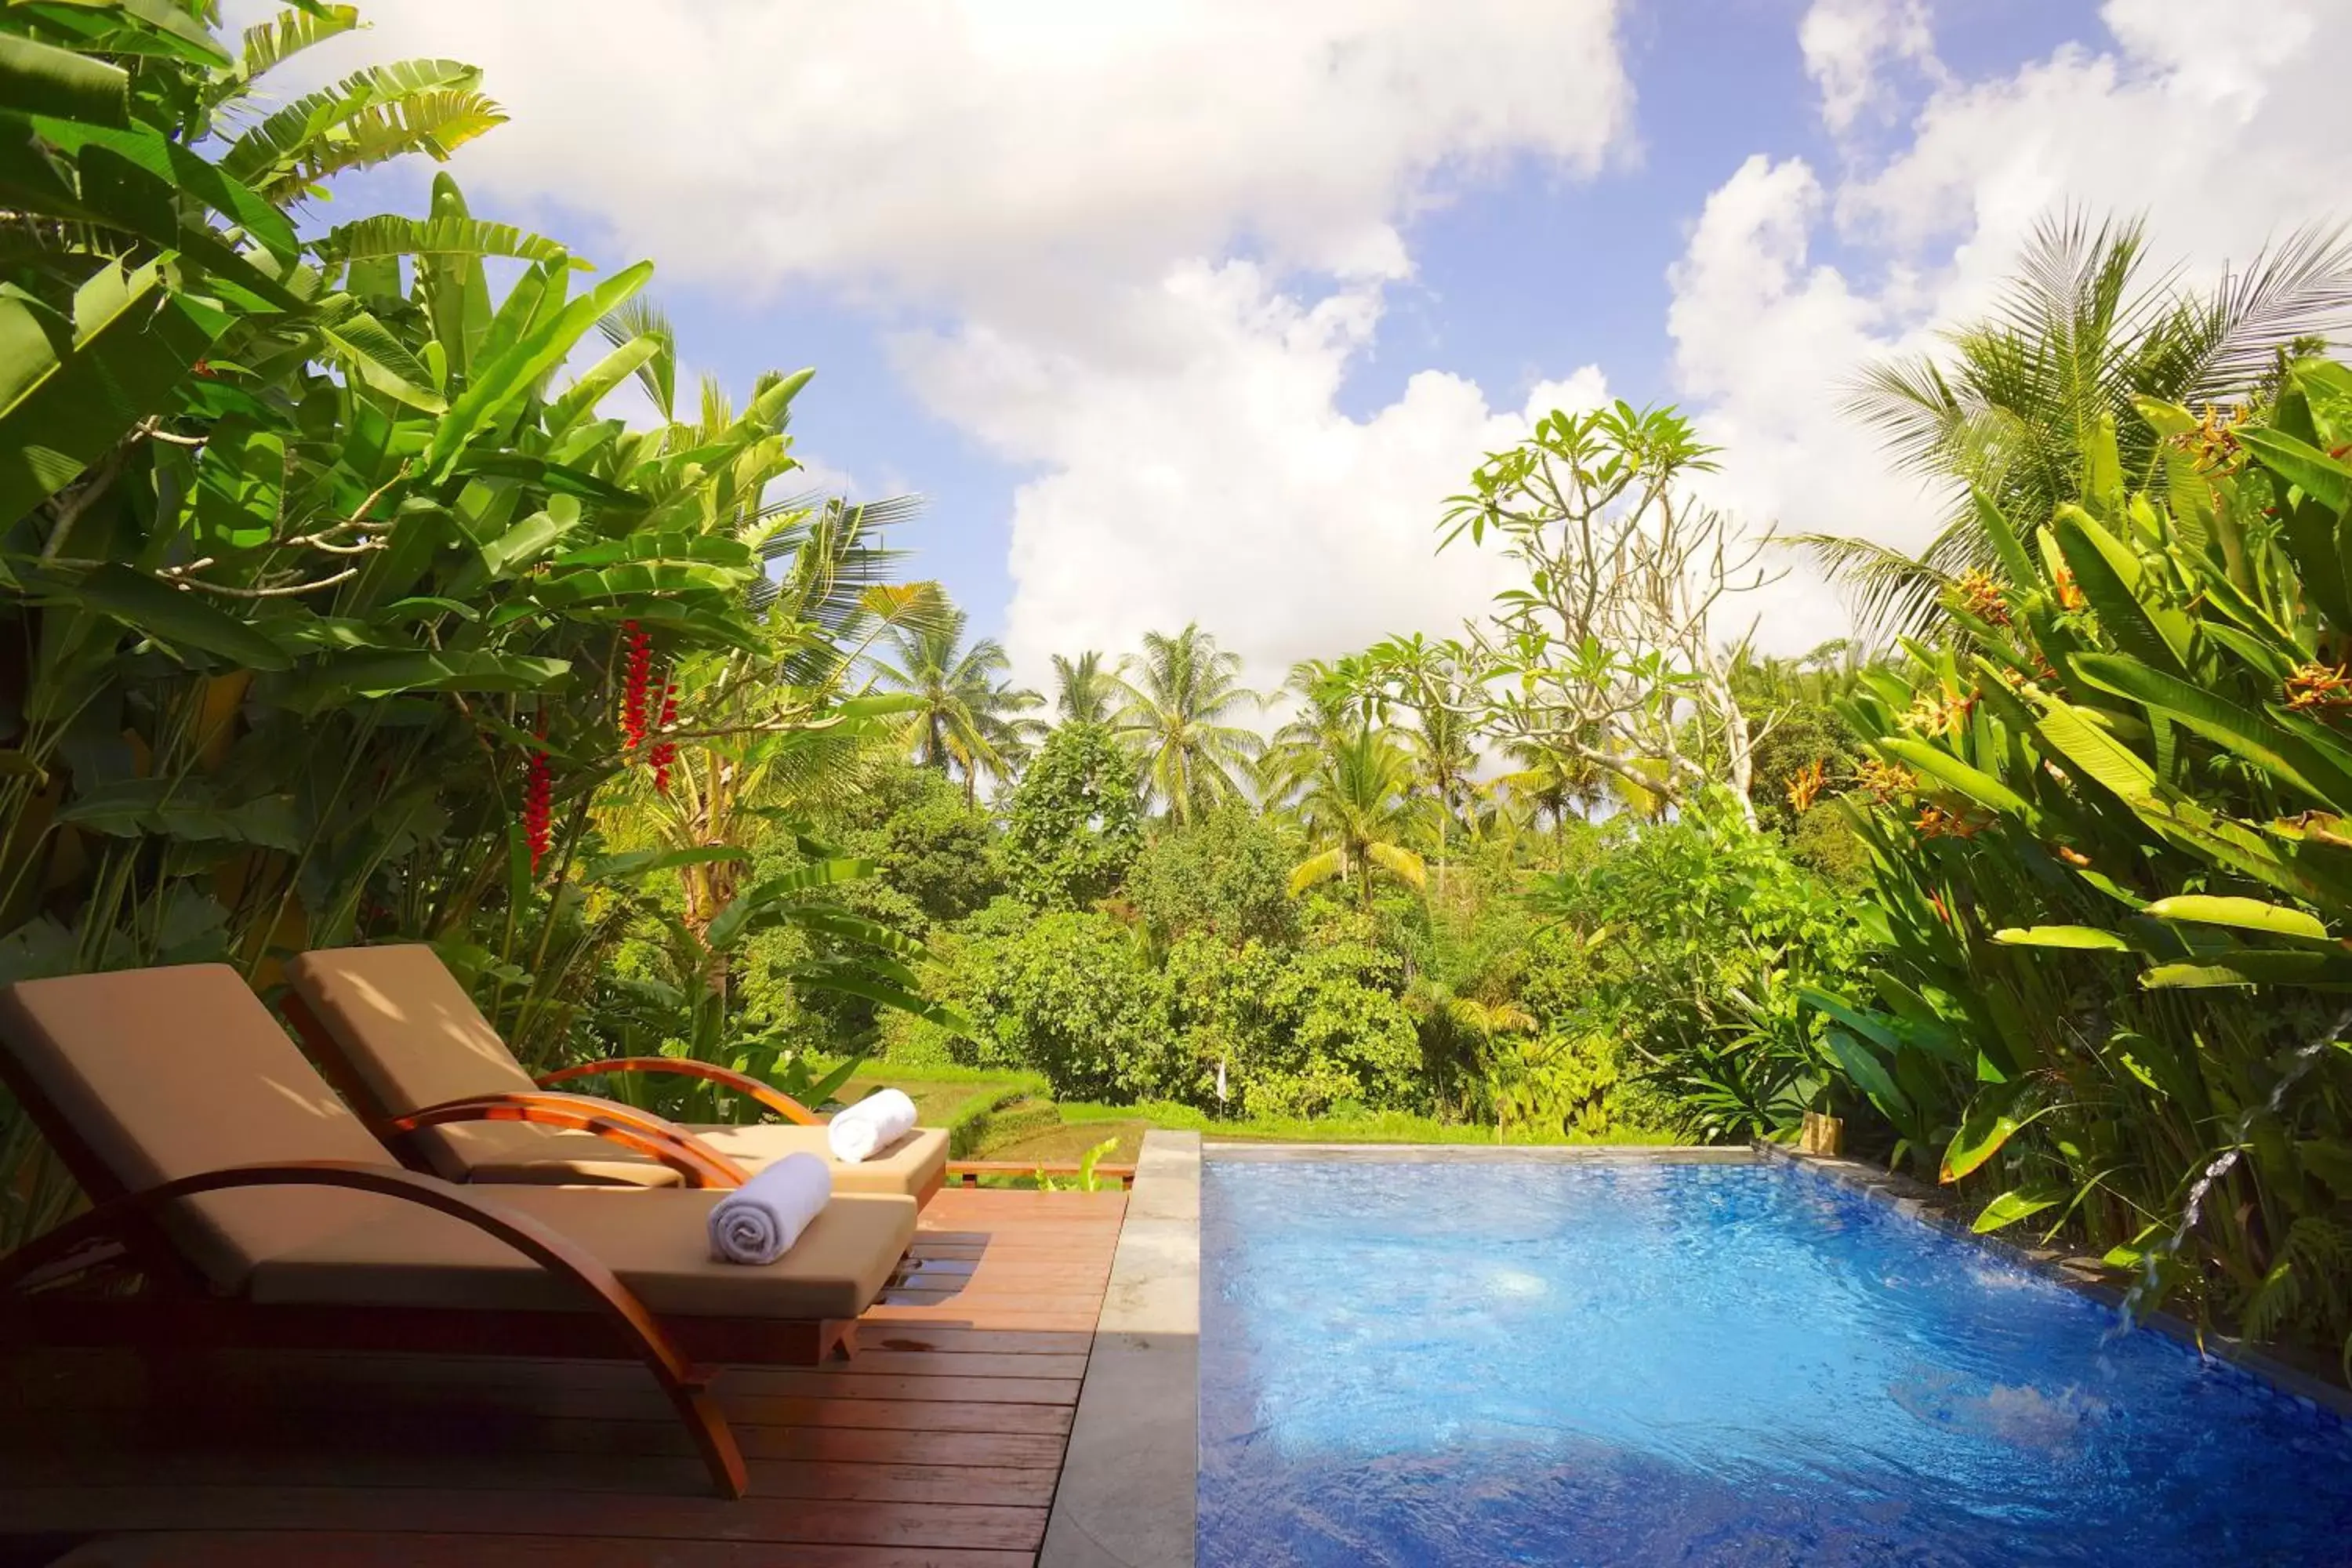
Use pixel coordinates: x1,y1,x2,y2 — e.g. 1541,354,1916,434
270,1,1636,681
280,1,1628,307
1798,0,1938,135
1672,0,2351,653
901,262,1608,687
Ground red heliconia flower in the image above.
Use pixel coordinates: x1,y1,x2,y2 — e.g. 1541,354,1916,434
621,620,653,752
522,717,554,874
649,681,680,795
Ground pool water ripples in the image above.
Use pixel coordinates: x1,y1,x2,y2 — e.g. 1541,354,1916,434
1199,1160,2352,1566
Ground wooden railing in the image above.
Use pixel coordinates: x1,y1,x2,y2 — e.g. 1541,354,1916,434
945,1160,1139,1190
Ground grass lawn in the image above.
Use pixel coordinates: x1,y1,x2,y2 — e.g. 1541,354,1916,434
842,1063,1687,1174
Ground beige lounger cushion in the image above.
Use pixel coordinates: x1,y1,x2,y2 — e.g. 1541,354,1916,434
690,1123,948,1198
458,1122,949,1201
283,944,544,1181
428,1121,697,1188
0,965,436,1287
249,1188,917,1320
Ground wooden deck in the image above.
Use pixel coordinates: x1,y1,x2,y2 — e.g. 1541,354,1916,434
0,1187,1128,1566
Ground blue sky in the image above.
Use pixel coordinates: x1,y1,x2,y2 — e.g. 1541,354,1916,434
289,0,2341,684
581,0,2098,643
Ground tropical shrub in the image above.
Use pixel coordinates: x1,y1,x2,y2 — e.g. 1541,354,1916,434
1129,804,1298,951
1000,720,1140,909
0,5,939,1243
1254,931,1421,1118
934,906,1174,1101
1526,806,1869,1140
1811,360,2352,1361
826,760,1004,935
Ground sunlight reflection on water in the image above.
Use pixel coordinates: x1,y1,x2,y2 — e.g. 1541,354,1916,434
1199,1160,2352,1568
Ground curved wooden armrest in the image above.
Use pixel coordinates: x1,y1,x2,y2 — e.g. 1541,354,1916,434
391,1092,749,1189
0,1160,746,1499
538,1058,824,1127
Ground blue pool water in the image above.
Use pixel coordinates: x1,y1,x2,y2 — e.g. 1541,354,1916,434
1199,1159,2352,1567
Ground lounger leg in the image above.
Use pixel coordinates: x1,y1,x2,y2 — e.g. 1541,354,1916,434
664,1371,747,1499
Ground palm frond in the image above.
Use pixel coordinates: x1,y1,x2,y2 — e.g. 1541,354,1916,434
597,297,677,421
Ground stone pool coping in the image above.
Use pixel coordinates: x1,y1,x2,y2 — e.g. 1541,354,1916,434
1207,1141,1752,1163
1040,1129,1200,1568
1759,1142,2352,1421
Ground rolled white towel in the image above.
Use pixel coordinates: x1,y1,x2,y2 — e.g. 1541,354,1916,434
707,1151,832,1265
829,1087,918,1164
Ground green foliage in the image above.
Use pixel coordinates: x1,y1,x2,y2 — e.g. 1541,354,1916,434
1255,934,1420,1117
1128,804,1298,950
827,761,1004,934
1805,353,2352,1360
1789,797,1874,891
1526,806,1868,1142
938,907,1174,1102
1000,721,1140,909
0,5,956,1245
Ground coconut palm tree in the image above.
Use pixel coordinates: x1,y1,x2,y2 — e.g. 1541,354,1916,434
1258,659,1362,808
1287,727,1428,912
1800,212,2352,639
872,604,1043,802
1051,650,1124,726
1115,624,1263,823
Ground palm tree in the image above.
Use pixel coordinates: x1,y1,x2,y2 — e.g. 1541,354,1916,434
1258,659,1360,808
872,603,1043,802
1051,650,1124,726
1115,624,1263,823
1287,727,1428,912
1801,212,2352,640
1407,975,1536,1120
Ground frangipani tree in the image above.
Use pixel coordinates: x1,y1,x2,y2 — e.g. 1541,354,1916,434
1439,402,1776,826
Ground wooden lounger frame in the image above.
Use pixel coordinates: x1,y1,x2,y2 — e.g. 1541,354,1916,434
539,1056,826,1125
0,1048,866,1501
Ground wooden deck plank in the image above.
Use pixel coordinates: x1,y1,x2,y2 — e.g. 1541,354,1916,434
6,1452,1059,1506
0,1187,1127,1566
5,1423,1076,1477
53,1534,1034,1567
2,1488,1053,1550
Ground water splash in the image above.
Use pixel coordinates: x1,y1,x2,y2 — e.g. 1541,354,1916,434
2114,1007,2352,1337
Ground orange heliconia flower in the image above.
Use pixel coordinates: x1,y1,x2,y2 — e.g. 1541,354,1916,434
1914,804,1987,840
1952,568,2011,627
2285,662,2352,716
1786,758,1828,815
1857,758,1917,801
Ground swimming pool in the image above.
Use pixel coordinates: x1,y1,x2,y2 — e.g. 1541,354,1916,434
1199,1156,2352,1566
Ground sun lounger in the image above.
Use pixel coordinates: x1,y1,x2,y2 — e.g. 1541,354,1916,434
281,945,947,1203
0,964,922,1497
